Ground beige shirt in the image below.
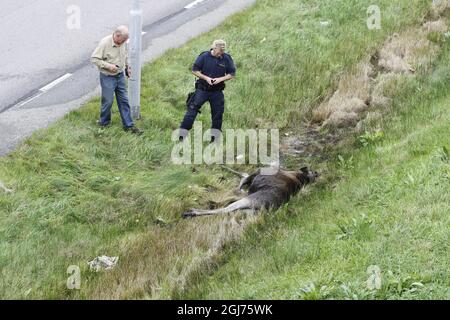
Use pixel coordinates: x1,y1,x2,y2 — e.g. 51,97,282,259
91,34,129,76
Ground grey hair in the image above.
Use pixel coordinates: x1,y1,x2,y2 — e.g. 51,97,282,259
212,39,227,50
114,25,129,37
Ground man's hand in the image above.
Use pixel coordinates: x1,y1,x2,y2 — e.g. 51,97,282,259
126,66,131,78
107,63,119,73
205,76,215,85
193,71,217,85
211,77,224,85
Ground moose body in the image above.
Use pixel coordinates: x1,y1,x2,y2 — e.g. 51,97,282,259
182,167,319,218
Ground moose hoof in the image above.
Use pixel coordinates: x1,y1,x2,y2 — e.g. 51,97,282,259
182,210,196,219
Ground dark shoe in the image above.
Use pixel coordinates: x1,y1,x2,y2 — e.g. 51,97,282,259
179,136,184,142
97,120,110,127
124,126,143,135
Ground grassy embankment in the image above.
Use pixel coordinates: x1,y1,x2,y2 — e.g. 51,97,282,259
0,0,447,299
184,31,450,300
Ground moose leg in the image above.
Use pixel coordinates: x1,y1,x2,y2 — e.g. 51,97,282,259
220,166,261,192
183,198,254,218
238,170,260,191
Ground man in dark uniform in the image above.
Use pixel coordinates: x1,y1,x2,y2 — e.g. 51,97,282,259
179,39,236,142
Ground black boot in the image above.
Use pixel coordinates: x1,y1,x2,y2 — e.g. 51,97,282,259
124,126,143,135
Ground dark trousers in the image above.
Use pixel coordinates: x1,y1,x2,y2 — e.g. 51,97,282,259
180,89,225,131
99,72,134,128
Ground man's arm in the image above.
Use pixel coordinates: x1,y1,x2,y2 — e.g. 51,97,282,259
91,41,117,73
192,70,215,85
213,73,235,84
192,53,216,85
192,71,234,85
125,43,131,77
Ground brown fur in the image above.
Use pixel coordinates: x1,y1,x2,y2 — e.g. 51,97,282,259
182,167,319,218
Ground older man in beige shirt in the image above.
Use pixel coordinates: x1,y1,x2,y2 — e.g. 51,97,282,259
91,25,142,135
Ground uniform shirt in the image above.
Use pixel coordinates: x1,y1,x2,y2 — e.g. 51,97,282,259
192,50,236,78
91,35,129,76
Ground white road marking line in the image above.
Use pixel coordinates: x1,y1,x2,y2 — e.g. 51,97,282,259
39,73,72,92
16,3,190,109
15,73,72,108
16,92,45,108
185,0,208,10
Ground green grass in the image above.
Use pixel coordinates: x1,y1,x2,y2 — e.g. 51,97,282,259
0,0,447,299
182,40,450,300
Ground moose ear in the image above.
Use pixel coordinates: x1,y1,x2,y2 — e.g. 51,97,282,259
300,167,309,173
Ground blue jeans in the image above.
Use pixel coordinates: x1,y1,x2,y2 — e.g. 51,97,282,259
180,89,225,131
99,72,134,128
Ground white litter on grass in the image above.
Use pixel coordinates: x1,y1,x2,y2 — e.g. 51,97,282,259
320,21,330,27
88,256,119,272
0,181,13,193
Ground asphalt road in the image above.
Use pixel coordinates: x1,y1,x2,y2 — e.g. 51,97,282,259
0,0,195,111
0,0,255,156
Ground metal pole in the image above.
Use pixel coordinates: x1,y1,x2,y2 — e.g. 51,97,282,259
129,0,142,119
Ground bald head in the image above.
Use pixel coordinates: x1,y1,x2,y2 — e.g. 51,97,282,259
115,25,129,36
113,25,129,46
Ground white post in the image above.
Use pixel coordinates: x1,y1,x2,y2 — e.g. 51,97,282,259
129,0,143,119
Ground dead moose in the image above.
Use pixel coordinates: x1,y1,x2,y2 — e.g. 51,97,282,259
182,167,319,218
